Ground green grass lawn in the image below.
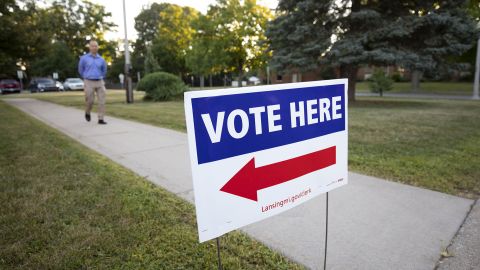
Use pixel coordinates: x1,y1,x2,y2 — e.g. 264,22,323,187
0,101,303,269
348,99,480,198
356,81,473,95
5,90,478,199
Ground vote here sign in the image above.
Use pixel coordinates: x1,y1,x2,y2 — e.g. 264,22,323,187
184,79,348,242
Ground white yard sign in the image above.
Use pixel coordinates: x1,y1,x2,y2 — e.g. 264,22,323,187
184,79,349,242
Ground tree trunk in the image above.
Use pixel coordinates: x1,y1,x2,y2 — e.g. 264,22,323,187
224,74,227,87
237,69,243,88
200,75,205,89
340,64,358,102
209,74,213,87
411,70,422,92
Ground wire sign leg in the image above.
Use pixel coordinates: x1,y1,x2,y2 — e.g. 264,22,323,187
324,192,329,270
216,237,223,270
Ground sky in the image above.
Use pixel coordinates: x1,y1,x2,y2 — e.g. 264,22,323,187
91,0,279,41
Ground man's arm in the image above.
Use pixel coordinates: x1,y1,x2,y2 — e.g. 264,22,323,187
78,56,85,79
101,59,107,79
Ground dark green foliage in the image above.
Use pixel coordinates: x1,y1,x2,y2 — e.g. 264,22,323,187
144,46,161,74
0,0,116,77
30,42,77,79
136,72,187,101
320,66,337,80
466,0,480,21
134,1,272,80
368,69,393,97
132,3,170,72
0,1,51,76
133,3,199,76
390,72,406,82
185,14,218,82
267,0,477,101
205,0,272,80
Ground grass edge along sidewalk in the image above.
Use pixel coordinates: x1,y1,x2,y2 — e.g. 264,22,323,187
0,100,304,269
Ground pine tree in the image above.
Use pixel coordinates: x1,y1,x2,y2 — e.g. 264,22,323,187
267,0,477,100
394,1,477,91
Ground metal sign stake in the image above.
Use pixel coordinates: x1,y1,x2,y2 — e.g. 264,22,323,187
324,192,329,270
216,237,223,270
323,192,328,270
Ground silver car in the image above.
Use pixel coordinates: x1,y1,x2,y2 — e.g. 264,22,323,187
63,78,84,91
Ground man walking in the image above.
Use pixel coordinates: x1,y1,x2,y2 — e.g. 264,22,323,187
78,39,108,124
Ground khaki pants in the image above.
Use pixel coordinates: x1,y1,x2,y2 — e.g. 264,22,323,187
84,79,106,120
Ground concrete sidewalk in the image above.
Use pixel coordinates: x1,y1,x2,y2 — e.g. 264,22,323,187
437,199,480,270
5,98,474,270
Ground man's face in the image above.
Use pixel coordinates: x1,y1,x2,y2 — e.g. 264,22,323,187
89,41,99,54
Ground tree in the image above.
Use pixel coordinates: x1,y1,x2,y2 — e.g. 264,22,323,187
267,0,477,101
267,0,364,101
152,5,199,75
105,50,129,82
0,0,116,77
144,46,161,74
133,3,199,76
30,42,77,79
0,1,52,76
207,0,272,83
132,3,170,74
368,69,393,97
393,1,477,90
467,0,480,21
186,14,220,88
45,0,117,62
0,0,22,76
453,0,480,80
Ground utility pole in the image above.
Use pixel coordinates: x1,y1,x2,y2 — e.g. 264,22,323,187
123,0,134,103
474,36,480,100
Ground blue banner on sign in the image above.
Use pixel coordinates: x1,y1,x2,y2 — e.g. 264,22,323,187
191,84,345,164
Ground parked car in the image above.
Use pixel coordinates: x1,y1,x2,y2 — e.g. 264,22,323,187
56,81,64,91
28,78,59,93
63,78,84,91
0,79,21,94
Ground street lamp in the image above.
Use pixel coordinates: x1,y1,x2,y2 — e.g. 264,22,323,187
122,0,134,103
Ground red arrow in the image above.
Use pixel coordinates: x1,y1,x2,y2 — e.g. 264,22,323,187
220,146,336,201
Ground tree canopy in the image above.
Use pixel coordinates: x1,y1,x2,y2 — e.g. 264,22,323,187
133,3,199,76
267,0,477,100
0,1,51,76
0,0,116,79
207,0,273,79
185,14,219,87
134,0,272,82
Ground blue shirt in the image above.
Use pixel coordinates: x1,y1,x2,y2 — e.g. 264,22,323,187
78,53,107,80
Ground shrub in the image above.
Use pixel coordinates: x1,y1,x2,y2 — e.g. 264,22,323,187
137,72,187,101
391,72,405,82
368,69,393,97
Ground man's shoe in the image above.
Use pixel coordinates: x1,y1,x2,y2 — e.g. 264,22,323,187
98,119,107,125
85,113,91,122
